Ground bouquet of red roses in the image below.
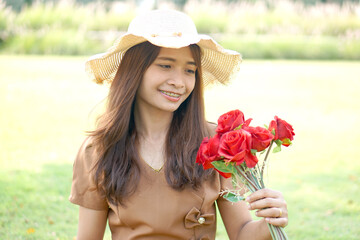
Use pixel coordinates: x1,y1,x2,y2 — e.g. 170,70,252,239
196,109,295,240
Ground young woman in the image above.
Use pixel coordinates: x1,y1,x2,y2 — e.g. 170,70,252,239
70,9,288,240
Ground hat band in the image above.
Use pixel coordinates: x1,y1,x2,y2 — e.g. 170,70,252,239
150,32,183,38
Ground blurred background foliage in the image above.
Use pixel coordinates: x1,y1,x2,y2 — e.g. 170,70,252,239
0,0,360,58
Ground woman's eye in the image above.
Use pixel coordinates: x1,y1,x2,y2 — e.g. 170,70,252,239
158,64,171,69
186,69,196,74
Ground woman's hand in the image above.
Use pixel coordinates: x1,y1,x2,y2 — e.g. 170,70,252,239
246,188,288,228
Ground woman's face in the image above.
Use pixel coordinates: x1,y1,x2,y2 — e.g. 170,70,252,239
135,46,197,113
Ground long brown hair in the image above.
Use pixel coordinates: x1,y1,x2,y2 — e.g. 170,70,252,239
90,41,212,206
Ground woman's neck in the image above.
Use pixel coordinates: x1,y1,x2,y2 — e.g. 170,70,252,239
134,103,173,141
134,103,172,170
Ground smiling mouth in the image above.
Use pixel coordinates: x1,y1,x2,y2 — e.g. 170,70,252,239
160,90,181,98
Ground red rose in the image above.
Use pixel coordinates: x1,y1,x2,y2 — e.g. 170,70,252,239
243,126,274,152
216,110,252,135
196,135,232,178
218,129,258,168
196,134,221,169
269,116,295,147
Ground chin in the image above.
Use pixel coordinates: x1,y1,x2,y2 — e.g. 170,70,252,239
162,106,181,113
158,102,183,113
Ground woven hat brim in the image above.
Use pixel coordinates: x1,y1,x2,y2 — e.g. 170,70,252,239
85,33,242,86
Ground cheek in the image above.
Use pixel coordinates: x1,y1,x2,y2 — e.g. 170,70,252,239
186,77,196,94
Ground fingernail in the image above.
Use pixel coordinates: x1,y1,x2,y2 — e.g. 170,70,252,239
246,197,250,202
265,218,270,222
248,203,251,210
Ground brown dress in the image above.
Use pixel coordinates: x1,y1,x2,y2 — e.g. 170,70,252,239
69,138,236,240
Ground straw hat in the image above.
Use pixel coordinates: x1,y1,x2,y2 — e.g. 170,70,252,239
86,9,242,86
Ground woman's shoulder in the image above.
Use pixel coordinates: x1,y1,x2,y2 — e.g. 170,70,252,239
206,121,217,136
70,136,108,210
78,136,96,153
74,136,98,167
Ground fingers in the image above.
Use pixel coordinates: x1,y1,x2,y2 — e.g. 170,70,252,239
264,216,288,227
246,188,285,210
247,189,286,211
246,188,282,203
255,207,284,218
256,207,288,227
246,188,289,228
247,196,284,210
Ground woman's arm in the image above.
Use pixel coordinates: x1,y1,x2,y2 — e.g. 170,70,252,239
77,206,108,240
218,188,288,240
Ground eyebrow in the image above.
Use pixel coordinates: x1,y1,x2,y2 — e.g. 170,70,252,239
157,57,196,66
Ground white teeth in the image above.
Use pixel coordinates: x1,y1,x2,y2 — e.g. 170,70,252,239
161,91,180,98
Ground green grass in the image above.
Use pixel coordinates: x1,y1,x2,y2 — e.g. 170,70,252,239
1,55,360,239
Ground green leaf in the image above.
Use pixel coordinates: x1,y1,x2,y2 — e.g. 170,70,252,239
271,129,276,135
251,149,257,155
223,192,245,203
234,124,242,130
264,124,269,129
212,161,237,174
273,145,282,153
275,139,283,146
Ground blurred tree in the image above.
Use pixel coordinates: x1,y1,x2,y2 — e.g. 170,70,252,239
4,0,27,12
3,0,359,11
173,0,188,8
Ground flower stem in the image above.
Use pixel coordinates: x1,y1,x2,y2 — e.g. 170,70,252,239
261,140,274,181
268,224,276,240
267,224,288,240
235,165,259,192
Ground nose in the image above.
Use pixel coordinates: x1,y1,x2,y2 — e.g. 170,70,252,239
168,67,186,89
167,68,186,89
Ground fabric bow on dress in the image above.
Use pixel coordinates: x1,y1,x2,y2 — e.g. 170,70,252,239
184,207,215,229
